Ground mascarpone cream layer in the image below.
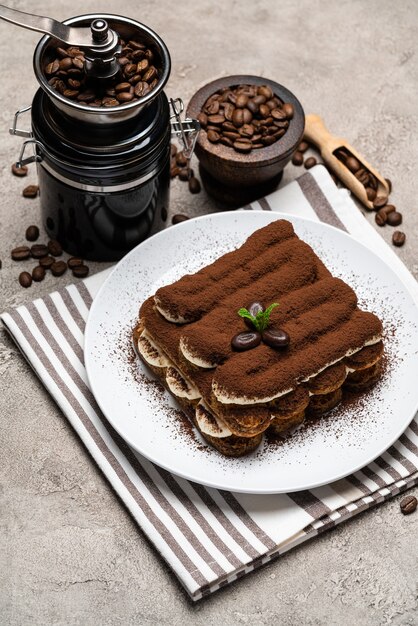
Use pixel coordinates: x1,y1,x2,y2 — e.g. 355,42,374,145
137,330,170,368
155,301,188,325
195,401,232,438
166,366,200,400
212,335,382,405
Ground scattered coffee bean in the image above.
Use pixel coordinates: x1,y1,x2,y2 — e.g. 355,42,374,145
47,239,63,256
383,204,396,215
0,260,2,269
298,141,309,153
386,211,402,226
31,244,48,259
385,178,392,193
11,246,31,261
400,495,417,515
11,163,28,177
170,143,177,157
188,177,201,194
72,264,89,278
19,271,32,288
392,231,406,247
32,265,46,282
172,214,189,225
178,168,190,181
231,331,262,351
67,257,84,269
262,328,290,349
22,185,39,198
304,157,317,169
45,36,160,107
373,195,388,209
375,209,387,227
170,165,180,178
51,260,67,277
175,151,188,167
292,151,304,166
25,225,40,242
200,84,293,154
39,255,55,269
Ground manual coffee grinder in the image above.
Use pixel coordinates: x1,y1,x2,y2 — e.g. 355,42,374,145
1,5,200,260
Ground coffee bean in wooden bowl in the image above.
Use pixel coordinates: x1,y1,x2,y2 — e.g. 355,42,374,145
186,75,305,206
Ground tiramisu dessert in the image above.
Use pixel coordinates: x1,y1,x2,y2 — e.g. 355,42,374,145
133,220,384,456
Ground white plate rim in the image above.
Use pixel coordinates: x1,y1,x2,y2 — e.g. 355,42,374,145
85,211,418,494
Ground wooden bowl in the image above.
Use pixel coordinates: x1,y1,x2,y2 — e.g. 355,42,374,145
186,75,305,192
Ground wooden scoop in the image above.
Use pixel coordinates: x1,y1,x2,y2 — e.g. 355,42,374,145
304,114,389,210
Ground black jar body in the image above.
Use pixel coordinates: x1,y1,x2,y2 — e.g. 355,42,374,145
31,89,171,261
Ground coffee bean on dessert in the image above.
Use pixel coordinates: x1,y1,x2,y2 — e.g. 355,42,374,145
345,156,361,173
392,231,406,247
47,239,63,256
400,495,417,515
248,301,264,317
19,271,32,288
292,151,304,166
67,256,84,269
51,260,67,277
175,151,188,167
72,264,89,278
172,214,189,225
262,328,290,349
32,265,45,282
11,163,28,177
386,211,402,226
385,178,392,193
11,246,31,261
31,244,48,259
22,185,39,198
373,195,388,209
188,177,201,194
366,187,377,202
304,157,317,169
298,141,309,153
243,302,264,328
375,209,387,226
39,255,55,269
25,225,40,242
231,331,262,351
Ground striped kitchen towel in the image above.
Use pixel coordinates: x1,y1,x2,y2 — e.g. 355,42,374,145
2,165,417,601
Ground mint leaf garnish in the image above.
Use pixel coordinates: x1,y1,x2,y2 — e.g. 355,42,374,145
238,302,279,332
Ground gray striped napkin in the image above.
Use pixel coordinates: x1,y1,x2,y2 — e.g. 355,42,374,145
2,165,417,601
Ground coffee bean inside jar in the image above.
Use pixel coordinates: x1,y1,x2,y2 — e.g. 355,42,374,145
44,36,160,108
198,84,294,154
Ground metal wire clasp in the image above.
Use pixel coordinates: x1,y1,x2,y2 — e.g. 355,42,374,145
9,105,32,138
170,98,200,159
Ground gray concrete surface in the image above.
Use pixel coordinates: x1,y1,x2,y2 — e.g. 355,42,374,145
1,1,417,624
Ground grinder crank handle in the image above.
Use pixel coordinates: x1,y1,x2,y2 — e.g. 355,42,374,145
0,4,112,48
